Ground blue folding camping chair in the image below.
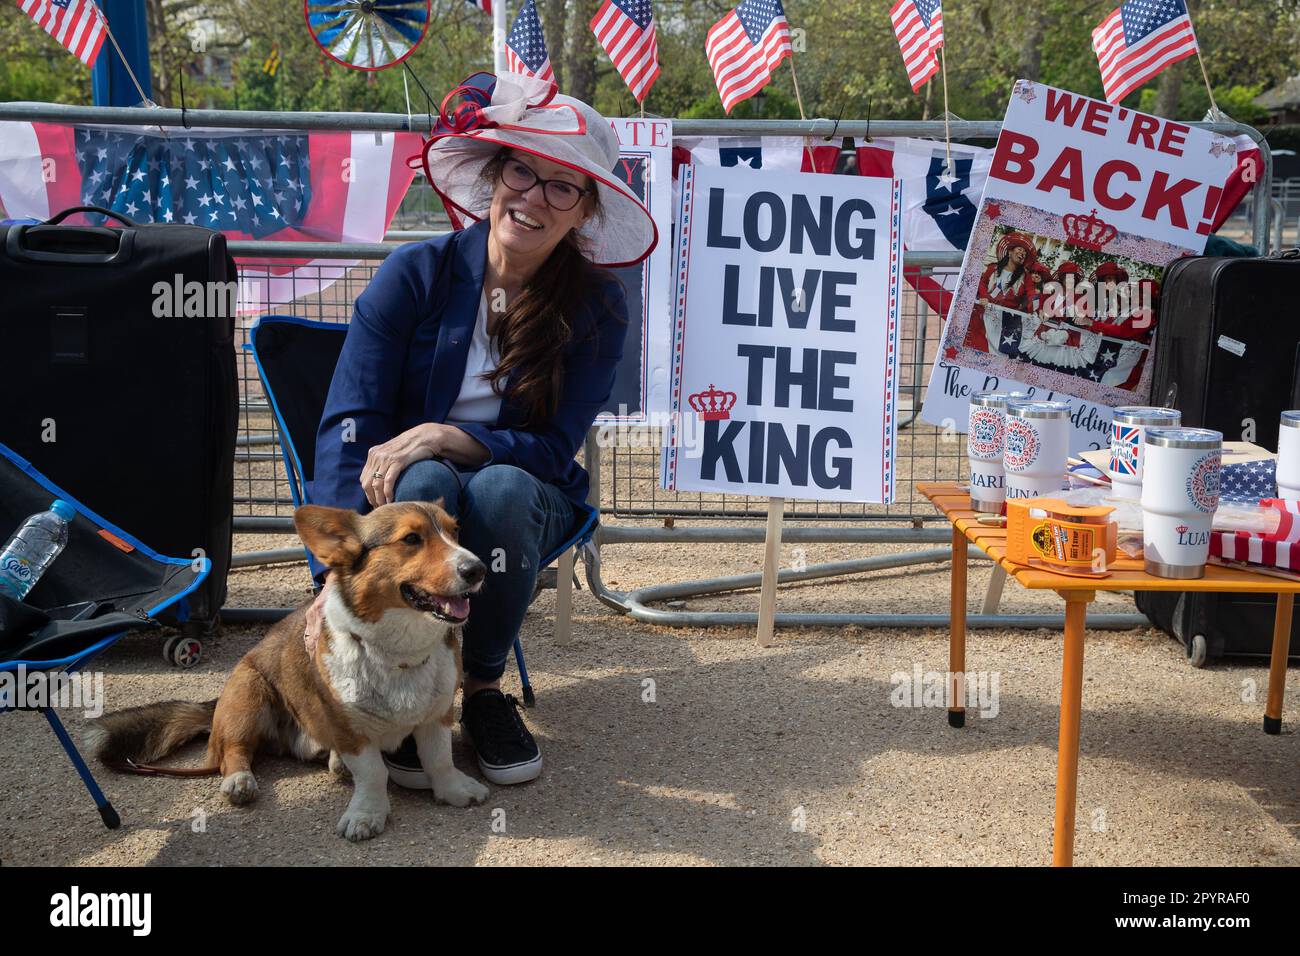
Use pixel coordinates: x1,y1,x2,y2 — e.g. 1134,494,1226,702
0,442,209,828
245,315,599,706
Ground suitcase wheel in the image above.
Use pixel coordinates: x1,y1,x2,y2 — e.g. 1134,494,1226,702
1187,634,1208,668
162,634,203,669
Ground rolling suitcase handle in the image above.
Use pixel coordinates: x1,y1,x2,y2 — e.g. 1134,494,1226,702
43,205,139,227
4,205,137,265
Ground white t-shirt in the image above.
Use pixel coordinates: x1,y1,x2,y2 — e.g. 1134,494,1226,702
445,292,504,425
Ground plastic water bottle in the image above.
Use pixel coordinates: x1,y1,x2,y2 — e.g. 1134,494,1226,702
0,499,76,601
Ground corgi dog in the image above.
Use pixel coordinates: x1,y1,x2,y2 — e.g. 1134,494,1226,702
87,501,491,842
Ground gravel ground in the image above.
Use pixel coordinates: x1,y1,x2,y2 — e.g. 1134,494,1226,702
2,267,1294,866
1,519,1296,867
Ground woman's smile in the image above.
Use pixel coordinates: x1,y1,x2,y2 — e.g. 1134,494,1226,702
507,208,546,231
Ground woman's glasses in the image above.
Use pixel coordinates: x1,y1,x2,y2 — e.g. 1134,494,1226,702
500,158,591,212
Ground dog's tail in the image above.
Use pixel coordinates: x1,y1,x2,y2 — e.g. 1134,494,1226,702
85,700,220,776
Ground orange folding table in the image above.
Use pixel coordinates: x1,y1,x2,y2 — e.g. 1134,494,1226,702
918,481,1296,866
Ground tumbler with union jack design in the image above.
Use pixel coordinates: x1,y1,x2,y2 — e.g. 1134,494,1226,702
1109,406,1180,500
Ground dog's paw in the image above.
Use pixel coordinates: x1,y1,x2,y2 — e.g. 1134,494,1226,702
432,770,489,807
220,771,259,806
337,805,388,842
328,750,350,779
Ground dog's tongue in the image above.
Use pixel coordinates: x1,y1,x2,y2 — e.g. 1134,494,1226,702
439,595,470,620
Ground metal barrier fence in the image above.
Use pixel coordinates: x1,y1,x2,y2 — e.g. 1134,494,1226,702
1272,177,1300,249
0,102,1275,628
227,245,968,525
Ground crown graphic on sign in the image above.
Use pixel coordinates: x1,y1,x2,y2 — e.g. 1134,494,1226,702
1063,209,1118,251
1176,525,1189,534
689,384,737,421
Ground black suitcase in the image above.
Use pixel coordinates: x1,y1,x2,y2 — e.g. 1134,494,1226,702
1151,249,1300,448
1134,589,1298,666
0,206,236,631
1136,249,1300,664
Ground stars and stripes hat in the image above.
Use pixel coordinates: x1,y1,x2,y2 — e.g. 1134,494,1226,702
419,71,657,268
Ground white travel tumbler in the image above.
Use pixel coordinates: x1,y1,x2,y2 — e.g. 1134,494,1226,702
1278,411,1300,500
1003,401,1071,501
967,391,1011,513
1141,427,1222,579
1109,406,1181,500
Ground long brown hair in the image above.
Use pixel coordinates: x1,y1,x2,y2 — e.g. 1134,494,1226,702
478,149,626,427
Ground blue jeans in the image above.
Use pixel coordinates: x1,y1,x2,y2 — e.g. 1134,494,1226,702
394,460,581,682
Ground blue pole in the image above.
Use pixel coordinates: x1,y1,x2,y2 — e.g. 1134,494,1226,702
90,0,153,106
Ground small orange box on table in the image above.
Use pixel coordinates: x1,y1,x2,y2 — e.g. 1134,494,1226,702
1005,498,1117,578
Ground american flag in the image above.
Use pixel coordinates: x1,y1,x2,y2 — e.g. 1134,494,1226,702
705,0,794,115
0,122,420,310
1217,458,1279,504
1092,0,1200,104
890,0,943,92
505,0,555,84
18,0,107,67
72,129,316,234
1211,498,1300,573
591,0,660,103
977,310,1148,390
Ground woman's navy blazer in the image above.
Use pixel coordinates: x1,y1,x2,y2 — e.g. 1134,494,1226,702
310,218,627,513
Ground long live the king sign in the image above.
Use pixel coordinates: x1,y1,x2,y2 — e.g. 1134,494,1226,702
661,163,903,502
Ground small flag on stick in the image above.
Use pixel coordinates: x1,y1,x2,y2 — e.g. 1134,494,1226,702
705,0,794,115
505,0,555,85
1092,0,1200,104
890,0,943,92
591,0,660,104
18,0,107,67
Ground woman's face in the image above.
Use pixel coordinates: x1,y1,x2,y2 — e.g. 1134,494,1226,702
1009,246,1027,266
489,150,596,261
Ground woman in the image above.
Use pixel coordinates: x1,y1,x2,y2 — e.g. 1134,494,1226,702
963,233,1036,353
1084,268,1156,391
304,73,656,788
1047,261,1088,324
1087,260,1133,332
1019,258,1092,371
1026,260,1055,317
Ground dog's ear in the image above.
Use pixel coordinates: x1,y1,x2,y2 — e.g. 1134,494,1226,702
425,497,460,538
294,505,364,568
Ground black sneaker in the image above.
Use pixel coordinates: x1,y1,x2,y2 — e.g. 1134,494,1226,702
460,688,542,785
381,735,430,790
